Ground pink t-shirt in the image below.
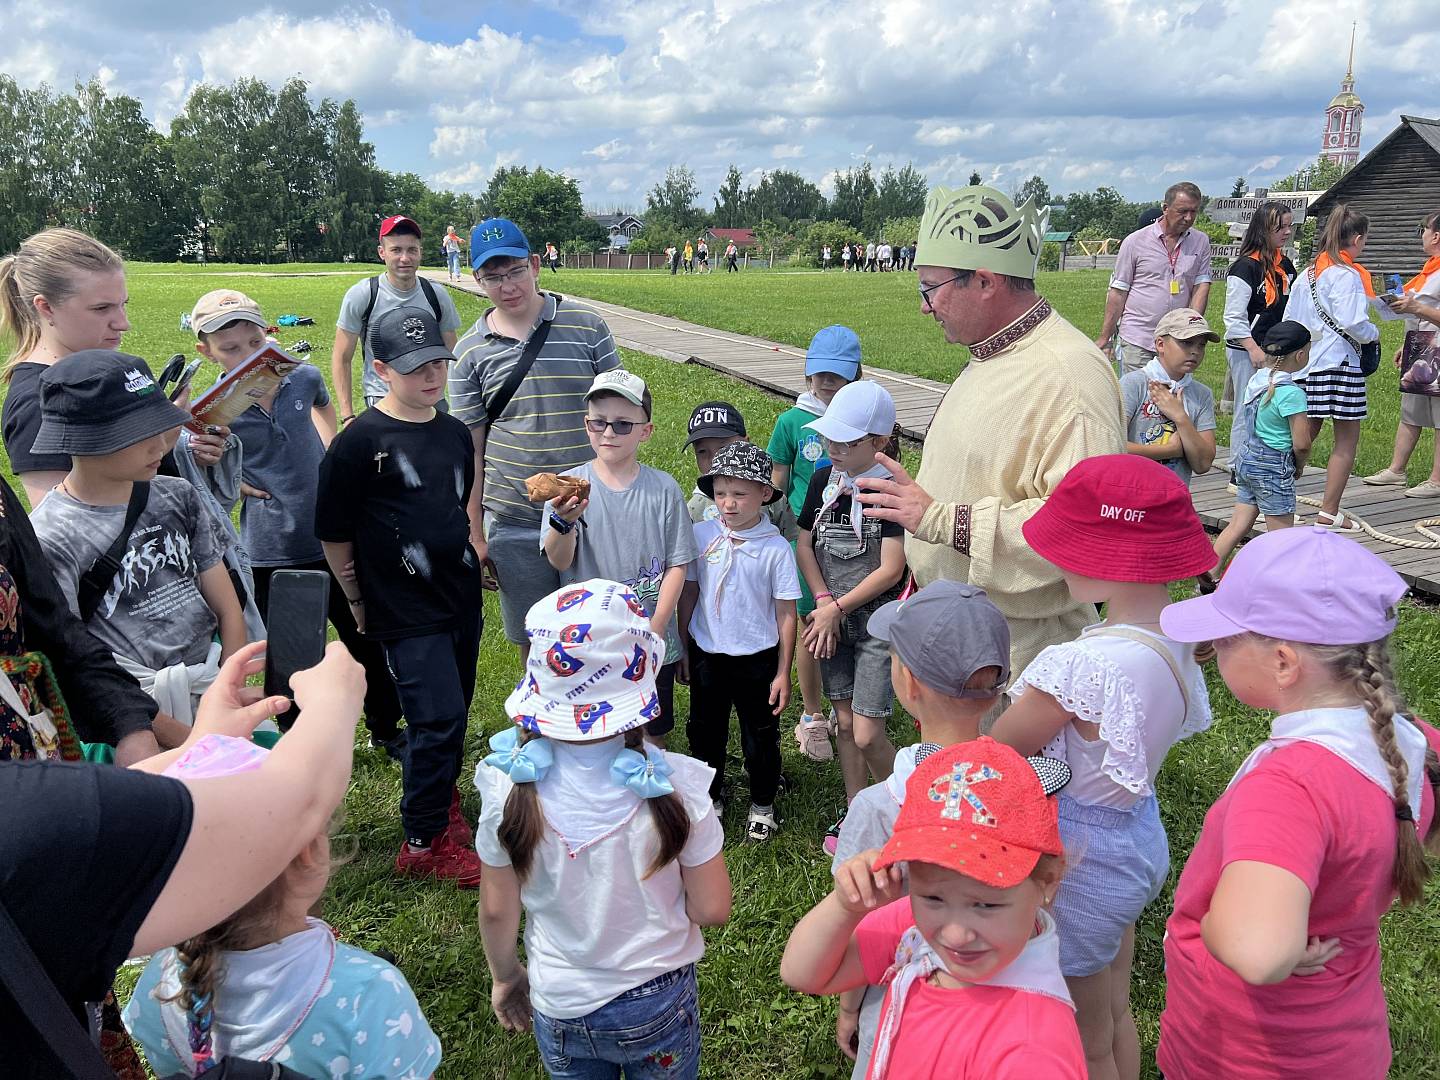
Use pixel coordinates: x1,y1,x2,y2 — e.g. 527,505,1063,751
855,899,1085,1079
1158,722,1440,1079
1110,222,1214,347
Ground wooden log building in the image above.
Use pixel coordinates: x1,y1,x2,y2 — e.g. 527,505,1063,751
1308,115,1440,277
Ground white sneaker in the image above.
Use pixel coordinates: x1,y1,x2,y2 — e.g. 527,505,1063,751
794,714,834,761
746,805,778,842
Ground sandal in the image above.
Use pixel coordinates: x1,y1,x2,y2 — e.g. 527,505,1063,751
1315,510,1363,533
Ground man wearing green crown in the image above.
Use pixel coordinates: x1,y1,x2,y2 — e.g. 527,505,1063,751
858,185,1125,682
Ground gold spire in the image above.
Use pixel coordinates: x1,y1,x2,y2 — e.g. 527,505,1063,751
1347,22,1355,80
1329,23,1362,109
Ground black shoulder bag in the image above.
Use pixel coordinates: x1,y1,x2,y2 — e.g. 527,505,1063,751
486,299,560,423
76,481,149,624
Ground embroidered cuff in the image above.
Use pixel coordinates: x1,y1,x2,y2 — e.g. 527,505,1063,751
952,504,972,555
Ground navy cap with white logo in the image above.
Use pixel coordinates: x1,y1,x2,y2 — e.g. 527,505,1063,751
685,400,747,445
33,350,193,456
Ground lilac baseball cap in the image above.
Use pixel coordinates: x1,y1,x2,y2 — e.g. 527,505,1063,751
1160,528,1406,645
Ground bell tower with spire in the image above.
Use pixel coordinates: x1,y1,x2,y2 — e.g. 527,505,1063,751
1321,25,1364,169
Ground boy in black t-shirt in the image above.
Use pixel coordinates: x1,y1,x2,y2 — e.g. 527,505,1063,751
315,305,484,886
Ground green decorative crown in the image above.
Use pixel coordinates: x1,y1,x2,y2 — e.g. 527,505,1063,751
915,185,1049,279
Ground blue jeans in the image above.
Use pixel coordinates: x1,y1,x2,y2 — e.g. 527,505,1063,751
533,965,701,1079
383,615,482,842
447,250,461,277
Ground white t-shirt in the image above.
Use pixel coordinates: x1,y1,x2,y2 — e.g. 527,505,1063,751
1010,623,1211,808
685,518,802,656
474,741,723,1019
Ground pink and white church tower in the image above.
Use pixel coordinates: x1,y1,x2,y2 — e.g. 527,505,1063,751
1320,27,1364,169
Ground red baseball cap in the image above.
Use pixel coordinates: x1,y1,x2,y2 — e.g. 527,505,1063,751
1022,455,1216,583
874,738,1069,886
379,214,421,239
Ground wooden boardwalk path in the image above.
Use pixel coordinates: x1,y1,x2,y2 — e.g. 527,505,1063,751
426,271,1440,600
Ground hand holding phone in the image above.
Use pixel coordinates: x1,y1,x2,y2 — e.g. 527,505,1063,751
264,571,331,702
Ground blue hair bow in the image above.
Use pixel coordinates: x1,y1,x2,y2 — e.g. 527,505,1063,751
484,726,553,783
610,746,675,799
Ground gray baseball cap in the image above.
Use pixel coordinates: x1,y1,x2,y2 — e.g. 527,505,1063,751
867,581,1010,698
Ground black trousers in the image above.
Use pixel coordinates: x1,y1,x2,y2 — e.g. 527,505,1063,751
251,561,403,741
384,615,482,842
686,643,781,805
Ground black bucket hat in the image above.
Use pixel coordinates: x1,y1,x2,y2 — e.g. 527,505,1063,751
368,305,456,374
698,442,781,504
33,350,193,456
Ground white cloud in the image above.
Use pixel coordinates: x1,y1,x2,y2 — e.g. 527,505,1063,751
772,144,803,159
429,125,487,159
914,121,996,148
585,139,628,160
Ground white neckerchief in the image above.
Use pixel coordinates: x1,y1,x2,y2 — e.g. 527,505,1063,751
1142,356,1193,393
1243,367,1295,407
796,391,827,417
156,917,335,1068
700,516,781,612
869,909,1072,1079
815,462,891,540
1227,706,1429,820
537,738,641,854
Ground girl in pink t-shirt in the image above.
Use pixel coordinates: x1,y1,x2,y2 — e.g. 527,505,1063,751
1156,527,1440,1080
781,738,1085,1079
990,455,1218,1080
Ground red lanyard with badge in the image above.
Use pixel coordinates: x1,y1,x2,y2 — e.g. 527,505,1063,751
1159,227,1182,295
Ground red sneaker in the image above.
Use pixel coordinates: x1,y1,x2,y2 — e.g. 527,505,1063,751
447,785,474,848
394,832,483,888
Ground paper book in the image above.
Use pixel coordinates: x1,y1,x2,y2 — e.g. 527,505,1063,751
188,343,304,430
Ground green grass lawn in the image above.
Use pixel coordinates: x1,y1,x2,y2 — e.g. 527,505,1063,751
13,264,1439,1078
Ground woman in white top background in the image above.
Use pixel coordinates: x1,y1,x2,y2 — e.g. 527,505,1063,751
1283,204,1380,531
1363,211,1440,498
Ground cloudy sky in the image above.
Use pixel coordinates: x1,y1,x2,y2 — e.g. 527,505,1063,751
5,0,1436,211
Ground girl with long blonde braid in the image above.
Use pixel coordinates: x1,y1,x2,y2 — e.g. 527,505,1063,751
1155,527,1440,1080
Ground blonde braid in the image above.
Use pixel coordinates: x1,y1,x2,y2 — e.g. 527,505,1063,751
1327,640,1431,906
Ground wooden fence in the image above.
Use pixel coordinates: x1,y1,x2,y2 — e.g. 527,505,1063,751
558,251,776,270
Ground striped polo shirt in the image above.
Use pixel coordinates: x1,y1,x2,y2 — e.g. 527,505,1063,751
449,292,619,526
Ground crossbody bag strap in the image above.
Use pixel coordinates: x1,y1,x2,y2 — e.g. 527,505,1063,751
76,480,150,624
0,898,114,1079
1087,626,1191,718
486,302,559,423
1307,266,1363,353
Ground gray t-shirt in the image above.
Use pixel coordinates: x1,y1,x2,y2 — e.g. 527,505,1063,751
1120,371,1216,486
539,462,698,664
227,365,330,567
336,275,462,401
31,476,226,670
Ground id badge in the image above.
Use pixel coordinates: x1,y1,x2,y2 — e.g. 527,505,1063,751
1170,278,1181,295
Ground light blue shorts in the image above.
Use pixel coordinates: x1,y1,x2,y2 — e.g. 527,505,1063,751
1052,793,1169,977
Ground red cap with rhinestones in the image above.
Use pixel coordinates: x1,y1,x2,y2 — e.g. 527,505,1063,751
873,737,1069,886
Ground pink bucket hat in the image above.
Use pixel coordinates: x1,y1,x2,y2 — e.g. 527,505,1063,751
504,578,665,742
1160,528,1406,645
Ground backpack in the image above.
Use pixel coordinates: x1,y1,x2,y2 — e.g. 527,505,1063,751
359,275,443,357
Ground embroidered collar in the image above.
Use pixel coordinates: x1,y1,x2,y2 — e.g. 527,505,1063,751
967,298,1052,361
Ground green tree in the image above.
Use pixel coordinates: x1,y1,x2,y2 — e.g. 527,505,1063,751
713,164,746,228
1270,156,1346,193
316,98,383,261
269,79,329,261
880,215,920,246
1054,186,1141,239
748,169,823,226
477,165,529,220
801,220,864,264
493,167,591,250
872,164,928,220
1230,176,1247,198
1013,174,1052,209
828,163,876,229
968,170,983,186
645,165,702,230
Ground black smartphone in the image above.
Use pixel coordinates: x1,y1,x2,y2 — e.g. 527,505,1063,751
264,570,331,701
169,358,204,402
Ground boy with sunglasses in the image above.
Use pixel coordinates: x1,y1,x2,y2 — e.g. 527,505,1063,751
541,369,697,745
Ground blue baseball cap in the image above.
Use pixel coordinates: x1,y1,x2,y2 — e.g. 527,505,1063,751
805,324,861,380
470,218,531,269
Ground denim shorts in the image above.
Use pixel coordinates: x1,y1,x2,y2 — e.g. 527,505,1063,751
1052,794,1169,977
1233,440,1297,516
486,516,562,644
533,964,701,1080
820,631,893,718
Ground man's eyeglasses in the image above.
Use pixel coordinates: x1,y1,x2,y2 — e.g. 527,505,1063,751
585,418,643,434
478,266,532,289
918,271,973,309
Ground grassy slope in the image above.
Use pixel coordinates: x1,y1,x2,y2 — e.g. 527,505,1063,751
21,265,1435,1078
